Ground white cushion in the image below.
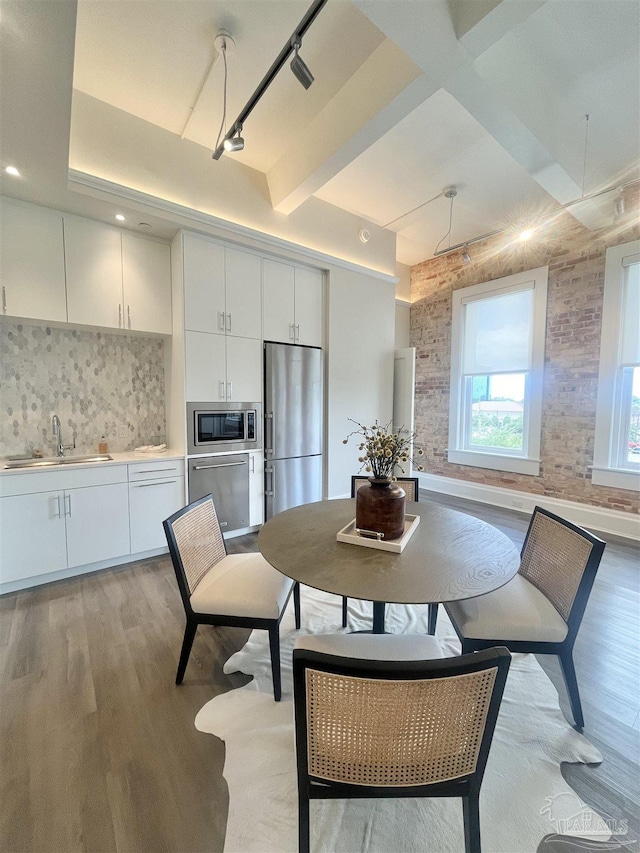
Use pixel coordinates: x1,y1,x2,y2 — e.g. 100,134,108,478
294,632,444,660
189,552,293,620
445,573,568,643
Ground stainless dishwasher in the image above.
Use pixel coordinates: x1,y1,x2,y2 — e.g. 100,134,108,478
188,454,250,532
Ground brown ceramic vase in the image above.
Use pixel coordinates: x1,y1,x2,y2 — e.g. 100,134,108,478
355,478,406,540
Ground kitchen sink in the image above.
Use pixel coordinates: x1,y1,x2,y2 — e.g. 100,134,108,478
4,454,113,469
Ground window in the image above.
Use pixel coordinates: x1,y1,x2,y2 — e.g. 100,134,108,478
592,241,640,490
448,266,548,475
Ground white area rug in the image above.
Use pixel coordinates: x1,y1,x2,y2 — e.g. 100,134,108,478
195,587,610,853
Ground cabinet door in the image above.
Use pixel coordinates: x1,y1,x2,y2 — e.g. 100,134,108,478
122,235,172,334
295,267,324,347
262,258,295,344
129,477,185,553
0,199,67,323
185,331,226,402
65,217,123,328
0,491,68,584
225,248,262,339
65,483,130,568
183,233,226,334
225,336,263,402
248,451,264,526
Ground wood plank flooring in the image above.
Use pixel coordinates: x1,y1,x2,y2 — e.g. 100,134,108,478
0,494,638,853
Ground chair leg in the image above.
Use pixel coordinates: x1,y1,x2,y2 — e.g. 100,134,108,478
427,603,438,635
342,596,348,628
462,793,481,853
298,785,310,853
268,624,282,702
176,619,197,685
559,649,584,730
293,582,301,630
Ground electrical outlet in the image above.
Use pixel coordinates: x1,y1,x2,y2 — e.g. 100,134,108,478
118,423,129,438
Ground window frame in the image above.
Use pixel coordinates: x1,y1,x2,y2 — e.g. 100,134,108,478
448,266,549,476
592,240,640,490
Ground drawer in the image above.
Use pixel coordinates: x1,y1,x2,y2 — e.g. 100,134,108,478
128,458,185,482
0,464,128,498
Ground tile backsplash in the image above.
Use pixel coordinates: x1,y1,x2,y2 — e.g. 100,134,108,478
0,321,166,457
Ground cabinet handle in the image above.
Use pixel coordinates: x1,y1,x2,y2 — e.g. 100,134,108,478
226,313,231,332
193,461,247,470
127,305,131,329
55,495,62,518
2,285,6,314
134,468,177,475
219,381,225,400
227,380,232,401
296,324,300,341
289,323,295,340
65,493,72,517
118,303,122,328
219,311,226,331
132,480,177,488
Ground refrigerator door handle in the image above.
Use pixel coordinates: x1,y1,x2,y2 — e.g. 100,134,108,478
265,466,274,496
265,412,274,454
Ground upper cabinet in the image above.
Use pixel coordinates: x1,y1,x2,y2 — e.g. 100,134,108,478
0,198,67,323
183,233,261,339
65,217,171,334
262,258,323,348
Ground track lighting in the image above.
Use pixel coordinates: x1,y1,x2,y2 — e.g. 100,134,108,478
614,193,625,216
223,127,245,153
290,37,314,89
461,246,471,264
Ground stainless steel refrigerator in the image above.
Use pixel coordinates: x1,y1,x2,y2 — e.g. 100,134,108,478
264,342,323,520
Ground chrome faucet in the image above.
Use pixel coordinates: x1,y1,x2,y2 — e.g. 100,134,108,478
52,415,75,458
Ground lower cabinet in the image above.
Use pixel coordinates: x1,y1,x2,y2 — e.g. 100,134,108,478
0,490,69,583
129,476,185,552
66,483,130,568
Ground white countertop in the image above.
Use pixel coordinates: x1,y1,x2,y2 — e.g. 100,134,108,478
0,448,185,476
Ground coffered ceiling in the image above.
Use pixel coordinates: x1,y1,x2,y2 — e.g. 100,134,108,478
2,0,638,267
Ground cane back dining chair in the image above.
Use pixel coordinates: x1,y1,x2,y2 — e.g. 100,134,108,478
343,475,436,630
442,506,605,730
163,494,300,701
293,637,511,853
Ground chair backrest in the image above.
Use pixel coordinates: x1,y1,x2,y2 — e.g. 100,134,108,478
351,475,420,502
163,494,227,611
293,646,510,791
518,506,605,630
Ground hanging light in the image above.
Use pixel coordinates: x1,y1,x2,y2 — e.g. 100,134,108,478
460,245,471,264
223,126,245,153
290,37,314,89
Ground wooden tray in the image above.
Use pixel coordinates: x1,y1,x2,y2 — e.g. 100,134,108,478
336,514,420,553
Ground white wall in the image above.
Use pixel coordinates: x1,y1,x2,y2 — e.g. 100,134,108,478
326,267,396,498
395,301,410,349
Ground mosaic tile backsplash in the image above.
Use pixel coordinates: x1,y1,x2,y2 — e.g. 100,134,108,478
0,321,166,457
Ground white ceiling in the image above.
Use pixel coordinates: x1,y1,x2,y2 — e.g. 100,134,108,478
2,0,639,267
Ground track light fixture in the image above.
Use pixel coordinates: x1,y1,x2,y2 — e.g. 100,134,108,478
223,127,245,153
614,192,625,217
461,246,471,264
290,37,314,89
212,0,328,160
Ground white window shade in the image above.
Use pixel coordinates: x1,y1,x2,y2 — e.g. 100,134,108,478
462,287,534,374
620,261,640,366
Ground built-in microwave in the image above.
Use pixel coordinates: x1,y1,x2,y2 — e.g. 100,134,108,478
187,402,262,455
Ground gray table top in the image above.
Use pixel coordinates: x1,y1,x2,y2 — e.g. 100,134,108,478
258,498,521,605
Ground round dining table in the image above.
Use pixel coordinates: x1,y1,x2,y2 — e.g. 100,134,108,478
258,498,521,633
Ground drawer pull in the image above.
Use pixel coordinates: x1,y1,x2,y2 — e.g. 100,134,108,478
134,468,177,474
193,461,247,470
133,480,177,488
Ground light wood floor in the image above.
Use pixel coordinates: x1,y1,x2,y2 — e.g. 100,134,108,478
1,494,638,853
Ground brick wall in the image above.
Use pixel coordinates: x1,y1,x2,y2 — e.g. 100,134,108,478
410,195,640,515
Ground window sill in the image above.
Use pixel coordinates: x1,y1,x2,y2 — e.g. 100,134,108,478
590,466,640,491
447,449,540,476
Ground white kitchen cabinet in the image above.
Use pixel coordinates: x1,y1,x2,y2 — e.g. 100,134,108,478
185,331,262,402
65,216,124,329
122,234,172,334
65,482,130,567
183,234,261,340
128,459,185,553
0,198,67,323
65,216,171,333
0,490,68,583
249,450,264,526
262,258,323,347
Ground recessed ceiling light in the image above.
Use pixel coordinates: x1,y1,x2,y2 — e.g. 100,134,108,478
4,165,20,177
115,214,125,221
518,228,535,242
